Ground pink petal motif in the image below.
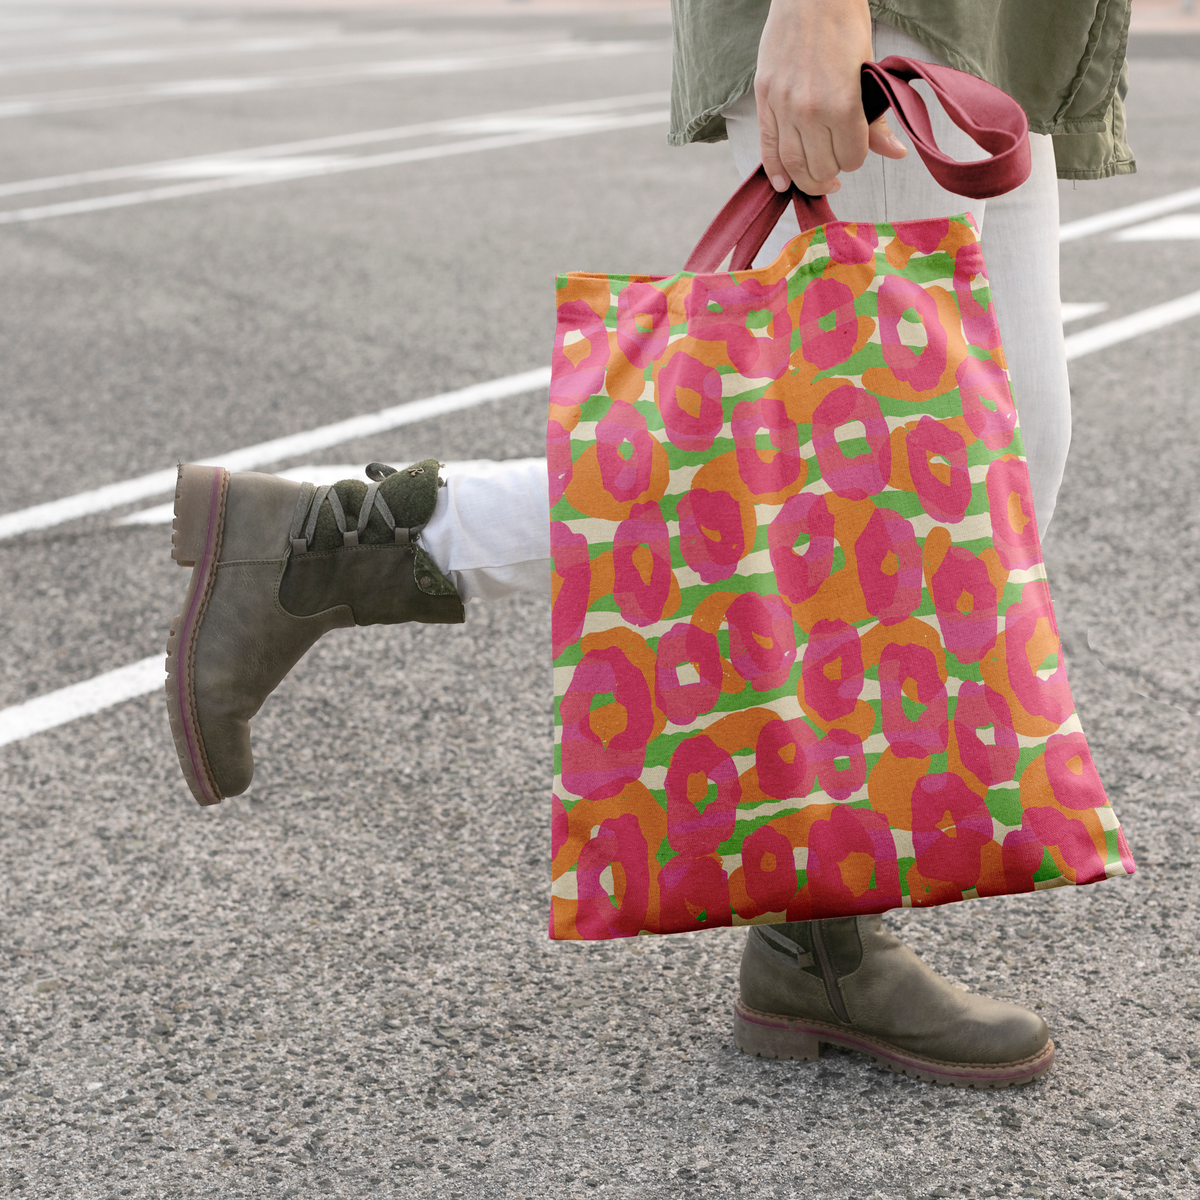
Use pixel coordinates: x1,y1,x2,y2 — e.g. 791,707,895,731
1022,805,1105,883
803,805,900,912
575,813,650,939
596,400,657,502
906,416,972,523
546,417,573,505
559,645,654,799
1000,826,1046,894
802,619,864,721
665,735,741,856
1043,733,1107,811
952,239,1003,355
1002,584,1073,724
677,487,745,583
854,507,922,623
658,853,732,931
985,456,1041,570
551,300,610,406
656,351,724,452
685,274,793,379
654,623,723,725
892,218,950,255
957,355,1017,450
768,492,837,605
953,682,1019,786
732,396,805,495
911,772,993,889
742,823,799,911
551,793,569,860
879,641,949,758
551,521,591,660
613,501,673,627
825,221,878,264
615,282,670,369
928,545,1000,664
727,593,798,692
876,275,949,391
813,384,891,500
809,728,867,800
755,717,819,800
795,277,861,369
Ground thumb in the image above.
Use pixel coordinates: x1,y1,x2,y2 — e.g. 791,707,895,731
868,115,907,159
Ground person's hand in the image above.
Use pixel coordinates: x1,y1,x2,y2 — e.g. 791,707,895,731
755,0,908,194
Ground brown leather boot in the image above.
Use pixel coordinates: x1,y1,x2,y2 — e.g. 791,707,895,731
734,916,1053,1087
165,460,464,806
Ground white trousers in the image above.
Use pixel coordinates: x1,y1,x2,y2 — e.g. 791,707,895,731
422,20,1070,601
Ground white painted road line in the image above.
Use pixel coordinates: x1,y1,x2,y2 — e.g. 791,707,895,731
0,92,668,200
0,27,418,76
0,655,164,750
0,367,551,541
1114,213,1200,241
0,39,665,119
0,110,669,225
1059,185,1200,243
1064,289,1200,360
1061,302,1109,324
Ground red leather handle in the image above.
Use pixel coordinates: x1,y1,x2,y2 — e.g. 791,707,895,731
685,56,1031,273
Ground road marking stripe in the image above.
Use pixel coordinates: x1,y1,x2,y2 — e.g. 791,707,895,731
0,655,164,749
1063,289,1200,360
1060,302,1108,324
0,40,663,118
0,92,668,199
1113,213,1200,241
0,110,668,225
0,27,418,76
0,367,551,541
1059,185,1200,243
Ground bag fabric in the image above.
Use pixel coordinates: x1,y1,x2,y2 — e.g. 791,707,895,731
547,57,1135,941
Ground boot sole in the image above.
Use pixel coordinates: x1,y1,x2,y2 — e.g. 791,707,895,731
733,1000,1054,1088
165,464,230,807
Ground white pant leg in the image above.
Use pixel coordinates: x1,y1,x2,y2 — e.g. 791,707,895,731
722,22,1069,537
977,135,1070,535
420,457,551,603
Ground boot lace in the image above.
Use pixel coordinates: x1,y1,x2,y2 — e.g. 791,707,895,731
286,464,434,554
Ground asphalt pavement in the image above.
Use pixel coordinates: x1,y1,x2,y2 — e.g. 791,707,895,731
0,4,1198,1199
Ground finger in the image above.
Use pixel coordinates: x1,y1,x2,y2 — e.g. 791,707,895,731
868,115,908,159
772,119,840,194
827,101,870,174
791,120,843,192
756,97,791,192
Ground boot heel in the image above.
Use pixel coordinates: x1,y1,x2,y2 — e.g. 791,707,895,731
733,1001,821,1062
172,465,228,567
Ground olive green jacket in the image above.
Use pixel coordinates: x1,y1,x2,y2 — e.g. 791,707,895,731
669,0,1134,179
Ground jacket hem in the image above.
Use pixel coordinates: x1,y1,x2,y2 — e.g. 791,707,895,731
1057,159,1137,181
669,69,757,147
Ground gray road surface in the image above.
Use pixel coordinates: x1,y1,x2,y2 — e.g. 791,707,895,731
0,5,1198,1199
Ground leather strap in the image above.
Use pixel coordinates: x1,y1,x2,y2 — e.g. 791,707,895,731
684,56,1031,273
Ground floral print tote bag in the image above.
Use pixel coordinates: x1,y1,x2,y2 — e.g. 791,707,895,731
547,58,1135,940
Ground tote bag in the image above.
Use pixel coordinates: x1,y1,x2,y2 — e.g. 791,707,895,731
547,57,1135,941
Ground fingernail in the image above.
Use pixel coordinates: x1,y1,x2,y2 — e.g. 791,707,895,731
828,180,841,193
888,135,905,151
770,174,789,192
